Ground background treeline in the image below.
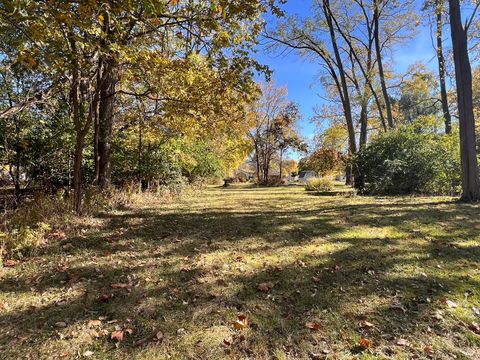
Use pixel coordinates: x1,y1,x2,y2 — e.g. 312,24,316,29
0,0,286,212
269,0,480,199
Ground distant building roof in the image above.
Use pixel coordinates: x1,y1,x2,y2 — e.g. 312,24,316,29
298,170,316,178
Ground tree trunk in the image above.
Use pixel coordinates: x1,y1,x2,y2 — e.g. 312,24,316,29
449,0,480,201
97,58,117,187
93,58,103,184
373,0,394,129
279,148,283,180
73,134,85,213
436,0,452,134
345,162,353,186
323,0,357,154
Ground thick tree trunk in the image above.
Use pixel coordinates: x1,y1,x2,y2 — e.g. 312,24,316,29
449,0,480,201
373,0,394,129
97,58,117,187
93,58,103,184
436,0,452,134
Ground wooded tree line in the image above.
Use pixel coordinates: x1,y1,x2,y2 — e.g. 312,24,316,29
267,0,480,201
0,0,285,211
1,0,480,207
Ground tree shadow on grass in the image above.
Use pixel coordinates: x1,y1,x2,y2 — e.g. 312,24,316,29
0,190,479,359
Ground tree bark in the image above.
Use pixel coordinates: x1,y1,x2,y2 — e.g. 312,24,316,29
448,0,480,201
435,0,452,134
73,134,85,214
97,58,117,187
323,0,357,154
373,0,394,129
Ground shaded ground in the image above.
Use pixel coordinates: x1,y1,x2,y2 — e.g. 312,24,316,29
1,185,480,359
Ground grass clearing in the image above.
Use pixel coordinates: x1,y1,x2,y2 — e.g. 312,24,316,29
1,185,480,359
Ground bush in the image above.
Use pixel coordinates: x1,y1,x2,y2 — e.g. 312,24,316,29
305,177,335,192
353,120,461,195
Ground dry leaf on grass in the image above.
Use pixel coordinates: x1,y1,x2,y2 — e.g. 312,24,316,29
4,259,18,267
111,328,133,342
233,315,248,330
441,298,458,308
97,294,114,302
424,345,434,355
396,338,409,346
305,321,321,330
87,320,102,328
257,282,274,292
110,283,133,289
362,320,374,328
359,338,371,350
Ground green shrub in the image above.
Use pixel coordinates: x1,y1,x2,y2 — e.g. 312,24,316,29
353,119,461,195
305,177,335,192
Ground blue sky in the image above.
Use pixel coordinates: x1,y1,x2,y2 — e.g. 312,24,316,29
252,0,440,144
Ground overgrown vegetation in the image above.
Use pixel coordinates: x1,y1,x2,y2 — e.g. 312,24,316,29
305,177,335,192
353,119,461,195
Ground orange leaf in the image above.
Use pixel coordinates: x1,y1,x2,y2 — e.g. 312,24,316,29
111,330,124,342
233,314,248,330
87,320,102,328
359,338,371,350
424,345,434,355
4,259,18,267
305,321,321,330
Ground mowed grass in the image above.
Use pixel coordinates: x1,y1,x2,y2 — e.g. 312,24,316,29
1,185,480,359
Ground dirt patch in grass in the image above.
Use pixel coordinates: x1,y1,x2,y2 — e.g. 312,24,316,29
1,185,479,359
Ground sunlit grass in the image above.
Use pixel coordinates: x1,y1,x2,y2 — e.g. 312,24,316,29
0,185,479,359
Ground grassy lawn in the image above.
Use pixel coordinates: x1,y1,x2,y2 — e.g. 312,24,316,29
1,185,480,359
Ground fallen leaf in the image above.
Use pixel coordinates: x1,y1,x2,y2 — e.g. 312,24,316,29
55,321,67,328
441,298,458,308
155,330,164,340
362,320,374,328
424,345,434,355
97,294,114,302
111,330,124,342
257,282,274,292
305,321,321,330
111,283,133,289
87,320,102,328
472,307,480,316
0,302,10,311
396,338,409,346
233,315,248,330
359,338,371,350
4,259,18,267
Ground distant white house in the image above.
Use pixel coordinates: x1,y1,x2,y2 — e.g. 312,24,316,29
298,170,317,183
287,173,299,182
